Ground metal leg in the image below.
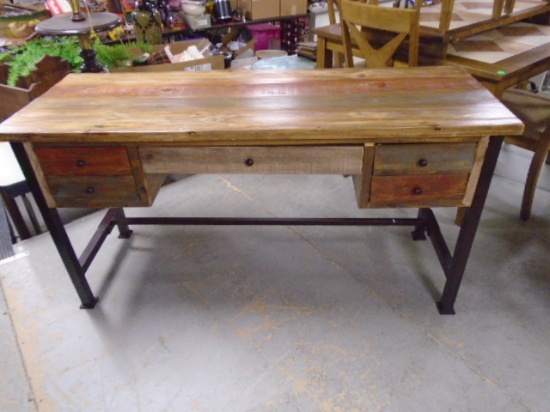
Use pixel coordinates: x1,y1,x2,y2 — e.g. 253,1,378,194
115,208,133,239
411,208,428,240
437,136,504,314
10,142,98,308
8,138,504,314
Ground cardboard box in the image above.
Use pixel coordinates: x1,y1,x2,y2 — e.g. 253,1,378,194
113,39,225,72
240,0,279,20
280,0,307,16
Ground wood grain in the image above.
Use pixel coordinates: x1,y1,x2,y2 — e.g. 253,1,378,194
0,68,523,145
139,146,364,174
34,146,132,176
373,143,477,175
370,174,469,207
353,144,375,207
462,136,489,206
45,175,141,208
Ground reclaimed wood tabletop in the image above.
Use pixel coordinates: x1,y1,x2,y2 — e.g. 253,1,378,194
0,66,523,145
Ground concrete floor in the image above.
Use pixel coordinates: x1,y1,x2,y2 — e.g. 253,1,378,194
0,144,548,412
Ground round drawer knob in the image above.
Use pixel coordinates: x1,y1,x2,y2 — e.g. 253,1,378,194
412,187,423,196
77,159,86,168
245,158,254,167
85,186,94,194
417,158,428,167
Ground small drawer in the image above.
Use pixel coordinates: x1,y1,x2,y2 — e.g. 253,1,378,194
34,146,132,176
45,175,141,208
373,143,477,176
139,146,364,175
370,174,469,207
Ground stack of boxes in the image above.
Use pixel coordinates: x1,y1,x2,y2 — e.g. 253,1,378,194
237,0,308,20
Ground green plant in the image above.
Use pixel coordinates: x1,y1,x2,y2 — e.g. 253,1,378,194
0,37,153,87
0,37,83,87
94,40,153,69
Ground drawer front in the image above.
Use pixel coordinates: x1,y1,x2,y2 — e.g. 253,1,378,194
370,174,470,207
139,146,364,175
46,175,141,208
373,143,477,176
34,146,132,176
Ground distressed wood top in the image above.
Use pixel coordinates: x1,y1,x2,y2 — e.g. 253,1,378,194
0,66,523,145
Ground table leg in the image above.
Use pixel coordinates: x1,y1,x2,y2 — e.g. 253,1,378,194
437,136,504,314
10,142,98,308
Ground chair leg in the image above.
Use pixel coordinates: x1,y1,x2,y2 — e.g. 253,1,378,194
21,193,42,235
520,128,550,221
0,190,32,240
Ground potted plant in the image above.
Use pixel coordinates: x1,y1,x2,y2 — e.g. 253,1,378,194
0,37,152,122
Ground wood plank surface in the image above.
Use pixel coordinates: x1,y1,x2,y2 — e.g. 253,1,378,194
0,67,523,145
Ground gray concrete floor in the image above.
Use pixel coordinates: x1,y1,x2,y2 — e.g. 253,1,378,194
0,144,549,412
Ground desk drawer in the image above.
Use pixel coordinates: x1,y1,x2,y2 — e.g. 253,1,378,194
34,146,132,176
373,143,476,175
139,146,364,175
370,174,470,207
355,142,481,208
45,175,141,208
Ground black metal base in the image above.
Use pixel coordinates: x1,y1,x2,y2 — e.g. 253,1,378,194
9,136,505,315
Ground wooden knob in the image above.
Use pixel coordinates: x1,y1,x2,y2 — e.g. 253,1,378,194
417,158,428,167
412,187,423,195
77,159,86,167
85,186,94,194
245,158,254,167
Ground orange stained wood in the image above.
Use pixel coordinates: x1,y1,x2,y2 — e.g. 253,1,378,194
33,146,132,175
0,67,523,144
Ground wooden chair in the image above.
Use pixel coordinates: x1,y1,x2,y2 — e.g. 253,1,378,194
0,143,42,242
500,88,550,221
313,0,379,69
341,0,420,68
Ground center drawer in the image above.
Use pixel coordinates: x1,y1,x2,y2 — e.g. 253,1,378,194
139,146,364,175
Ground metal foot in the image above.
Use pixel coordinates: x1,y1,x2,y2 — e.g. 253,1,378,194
79,297,99,309
436,301,456,315
118,228,133,239
411,227,427,241
114,208,133,238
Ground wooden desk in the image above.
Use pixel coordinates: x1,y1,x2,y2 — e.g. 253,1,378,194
0,67,523,314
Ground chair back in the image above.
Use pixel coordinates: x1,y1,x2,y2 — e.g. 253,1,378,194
327,0,379,24
340,0,420,68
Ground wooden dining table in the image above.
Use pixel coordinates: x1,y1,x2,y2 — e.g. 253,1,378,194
0,67,523,314
443,21,550,98
314,21,550,95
